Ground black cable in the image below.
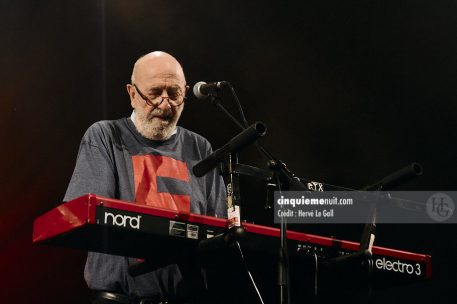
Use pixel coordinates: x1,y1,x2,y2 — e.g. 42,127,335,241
313,252,318,302
235,241,265,304
212,96,246,131
227,83,274,162
228,83,250,128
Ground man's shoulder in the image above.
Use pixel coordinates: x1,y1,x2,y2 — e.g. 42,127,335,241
87,118,125,131
177,126,211,147
82,118,128,143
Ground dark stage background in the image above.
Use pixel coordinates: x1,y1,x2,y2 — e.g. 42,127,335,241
1,0,456,303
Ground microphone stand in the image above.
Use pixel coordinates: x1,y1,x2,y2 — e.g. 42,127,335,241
204,93,307,304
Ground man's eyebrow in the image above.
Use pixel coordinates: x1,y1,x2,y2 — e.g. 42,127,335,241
147,84,182,91
146,86,164,91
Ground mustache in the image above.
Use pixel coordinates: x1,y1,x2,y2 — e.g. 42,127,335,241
147,108,173,120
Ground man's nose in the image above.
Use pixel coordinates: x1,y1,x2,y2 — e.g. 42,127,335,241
157,90,172,109
160,88,170,98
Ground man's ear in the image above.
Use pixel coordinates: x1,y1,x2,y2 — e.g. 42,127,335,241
126,84,136,108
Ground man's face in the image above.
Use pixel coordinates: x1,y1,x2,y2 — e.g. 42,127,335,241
128,55,187,140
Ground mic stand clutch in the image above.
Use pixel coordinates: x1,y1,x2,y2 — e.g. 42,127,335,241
223,153,244,231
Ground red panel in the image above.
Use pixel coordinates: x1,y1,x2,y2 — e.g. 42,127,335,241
425,254,432,279
95,195,188,219
33,195,92,243
242,223,335,247
371,245,429,262
186,212,227,228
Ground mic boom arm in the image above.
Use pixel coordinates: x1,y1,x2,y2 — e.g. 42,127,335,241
192,121,267,177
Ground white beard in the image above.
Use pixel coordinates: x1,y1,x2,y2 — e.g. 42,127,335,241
134,107,178,140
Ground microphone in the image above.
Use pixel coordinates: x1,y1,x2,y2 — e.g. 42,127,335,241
193,81,229,99
192,121,267,177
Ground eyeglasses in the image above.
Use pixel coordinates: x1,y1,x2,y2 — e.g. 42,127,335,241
133,83,187,107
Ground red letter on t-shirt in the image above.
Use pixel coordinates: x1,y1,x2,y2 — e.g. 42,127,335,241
132,154,190,212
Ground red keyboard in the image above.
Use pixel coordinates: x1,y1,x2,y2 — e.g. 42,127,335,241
33,194,431,285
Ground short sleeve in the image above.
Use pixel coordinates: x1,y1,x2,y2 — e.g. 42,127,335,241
63,124,116,201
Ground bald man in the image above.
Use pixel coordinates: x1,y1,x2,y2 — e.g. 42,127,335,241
127,52,187,141
64,52,227,303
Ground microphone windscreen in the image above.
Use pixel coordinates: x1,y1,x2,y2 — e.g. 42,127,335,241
193,81,207,99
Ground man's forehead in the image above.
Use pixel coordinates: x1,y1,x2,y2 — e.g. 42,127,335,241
148,72,182,80
135,61,185,84
143,73,185,86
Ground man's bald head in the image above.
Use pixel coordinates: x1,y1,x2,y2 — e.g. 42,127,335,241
126,51,188,141
131,51,186,85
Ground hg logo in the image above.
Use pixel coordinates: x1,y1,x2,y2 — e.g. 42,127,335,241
426,193,454,222
104,212,142,229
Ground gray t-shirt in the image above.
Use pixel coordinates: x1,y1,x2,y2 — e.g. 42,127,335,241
64,117,227,299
